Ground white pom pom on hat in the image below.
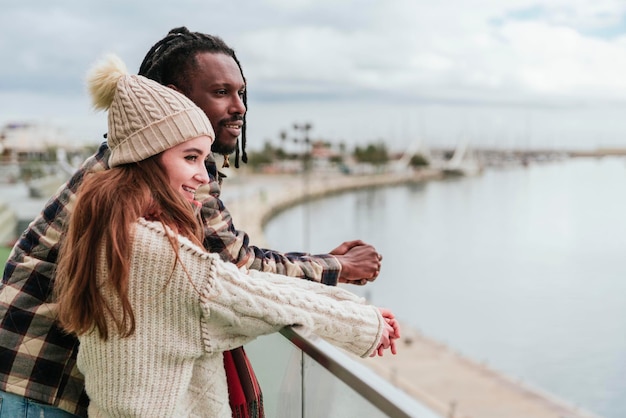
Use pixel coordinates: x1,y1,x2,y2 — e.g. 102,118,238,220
86,54,214,167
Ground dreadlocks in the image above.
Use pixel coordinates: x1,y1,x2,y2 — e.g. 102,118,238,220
138,27,248,167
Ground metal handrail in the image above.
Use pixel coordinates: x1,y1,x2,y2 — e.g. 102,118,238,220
279,327,438,418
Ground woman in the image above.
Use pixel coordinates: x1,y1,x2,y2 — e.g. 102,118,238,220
55,55,399,418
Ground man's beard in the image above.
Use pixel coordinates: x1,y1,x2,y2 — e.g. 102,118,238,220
211,137,237,156
211,117,243,156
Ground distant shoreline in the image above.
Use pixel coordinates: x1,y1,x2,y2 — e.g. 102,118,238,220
221,168,444,246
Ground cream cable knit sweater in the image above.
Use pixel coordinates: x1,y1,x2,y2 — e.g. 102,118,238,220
78,218,384,418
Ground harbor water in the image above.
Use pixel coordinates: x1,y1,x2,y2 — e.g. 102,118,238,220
264,157,626,418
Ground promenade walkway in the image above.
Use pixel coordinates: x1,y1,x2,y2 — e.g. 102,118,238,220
223,169,603,418
214,168,443,247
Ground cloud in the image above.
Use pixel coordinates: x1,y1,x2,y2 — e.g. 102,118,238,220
234,0,626,106
1,0,626,150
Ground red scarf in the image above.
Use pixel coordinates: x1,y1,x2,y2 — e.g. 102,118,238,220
224,347,264,418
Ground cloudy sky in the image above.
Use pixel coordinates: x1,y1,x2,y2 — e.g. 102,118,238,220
2,0,626,152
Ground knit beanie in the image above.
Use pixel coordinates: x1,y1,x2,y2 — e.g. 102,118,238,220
87,54,214,167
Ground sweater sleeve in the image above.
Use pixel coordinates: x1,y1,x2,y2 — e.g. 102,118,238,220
198,257,384,358
137,219,384,358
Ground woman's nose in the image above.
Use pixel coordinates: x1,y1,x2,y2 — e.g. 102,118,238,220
196,166,210,184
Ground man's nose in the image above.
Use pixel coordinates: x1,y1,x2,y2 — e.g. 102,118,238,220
229,94,246,115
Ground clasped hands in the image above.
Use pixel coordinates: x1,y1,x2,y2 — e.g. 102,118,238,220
330,240,383,286
329,240,399,355
371,308,400,357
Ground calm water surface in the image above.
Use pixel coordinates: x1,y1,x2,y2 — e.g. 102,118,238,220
264,157,626,418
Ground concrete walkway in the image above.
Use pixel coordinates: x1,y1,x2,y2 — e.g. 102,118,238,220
224,169,603,418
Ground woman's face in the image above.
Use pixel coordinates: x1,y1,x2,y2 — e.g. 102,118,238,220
158,135,213,204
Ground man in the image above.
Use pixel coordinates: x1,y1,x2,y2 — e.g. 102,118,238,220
138,27,382,283
0,27,383,417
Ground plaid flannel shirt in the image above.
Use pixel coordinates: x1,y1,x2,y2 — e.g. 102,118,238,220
0,142,341,416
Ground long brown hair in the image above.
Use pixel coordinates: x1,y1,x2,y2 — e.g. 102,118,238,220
56,155,204,340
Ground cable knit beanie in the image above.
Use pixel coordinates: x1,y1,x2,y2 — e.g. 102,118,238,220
87,54,214,167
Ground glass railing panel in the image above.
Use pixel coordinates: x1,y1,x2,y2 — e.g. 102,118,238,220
246,334,302,417
246,328,441,418
302,352,390,418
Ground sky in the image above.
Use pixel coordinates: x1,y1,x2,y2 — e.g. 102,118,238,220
2,0,626,152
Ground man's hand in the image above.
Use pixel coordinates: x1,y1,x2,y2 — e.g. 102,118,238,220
329,240,383,285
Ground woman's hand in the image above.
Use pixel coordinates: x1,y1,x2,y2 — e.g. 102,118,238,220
371,308,400,357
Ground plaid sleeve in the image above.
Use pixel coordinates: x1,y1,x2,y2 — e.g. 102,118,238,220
0,142,109,417
200,156,341,286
